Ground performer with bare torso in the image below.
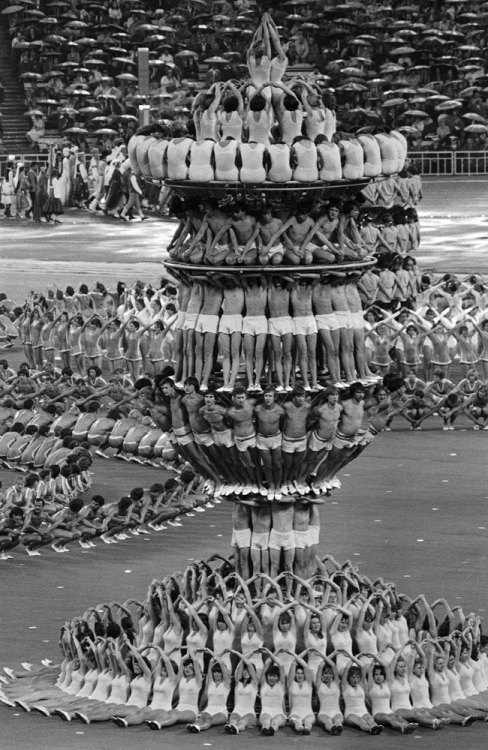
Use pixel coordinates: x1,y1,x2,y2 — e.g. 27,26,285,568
254,387,285,500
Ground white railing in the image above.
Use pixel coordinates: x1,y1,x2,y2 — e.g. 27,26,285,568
409,151,488,176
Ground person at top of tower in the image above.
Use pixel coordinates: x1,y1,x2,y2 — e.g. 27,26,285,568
246,14,273,99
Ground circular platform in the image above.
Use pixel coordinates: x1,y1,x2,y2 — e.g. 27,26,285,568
164,256,377,278
164,177,376,205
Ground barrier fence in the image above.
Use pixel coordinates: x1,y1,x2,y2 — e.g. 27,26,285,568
2,151,488,177
409,150,488,176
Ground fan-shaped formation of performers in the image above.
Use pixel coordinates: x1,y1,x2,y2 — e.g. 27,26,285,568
2,557,487,737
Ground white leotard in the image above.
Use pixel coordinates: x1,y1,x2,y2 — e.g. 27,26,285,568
430,670,450,706
318,680,341,717
177,676,199,713
218,110,243,141
213,628,233,671
188,140,215,182
267,143,292,182
214,140,239,181
390,676,412,711
205,679,228,714
343,683,367,717
293,140,319,182
446,668,466,702
77,669,98,698
260,682,284,716
163,626,183,664
127,675,151,707
369,680,392,715
330,630,353,675
410,674,432,708
240,142,266,183
107,674,130,704
87,670,112,702
288,680,313,719
272,629,296,672
233,680,257,716
149,676,174,711
458,661,477,697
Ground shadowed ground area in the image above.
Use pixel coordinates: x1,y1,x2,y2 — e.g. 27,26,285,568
0,176,487,749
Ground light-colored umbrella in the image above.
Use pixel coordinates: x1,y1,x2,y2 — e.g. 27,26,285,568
464,123,488,132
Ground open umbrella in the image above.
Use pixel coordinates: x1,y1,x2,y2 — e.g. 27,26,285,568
1,5,25,14
21,72,43,81
396,125,422,134
174,49,199,58
94,128,118,135
464,123,488,133
381,97,407,107
462,112,486,122
116,73,138,82
435,100,463,110
78,106,102,115
63,127,89,134
204,56,228,64
401,109,431,117
336,82,368,91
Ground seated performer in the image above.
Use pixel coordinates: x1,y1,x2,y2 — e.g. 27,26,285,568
257,206,285,266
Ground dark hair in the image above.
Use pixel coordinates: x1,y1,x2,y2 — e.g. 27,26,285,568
249,94,266,112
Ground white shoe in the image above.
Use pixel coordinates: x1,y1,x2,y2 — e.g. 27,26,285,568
205,502,214,508
3,667,15,679
195,506,205,512
78,540,90,549
259,487,268,497
137,528,150,535
275,385,285,393
274,491,282,501
41,659,53,667
26,548,41,556
185,512,195,517
101,534,115,544
168,520,183,527
267,489,274,501
129,529,140,536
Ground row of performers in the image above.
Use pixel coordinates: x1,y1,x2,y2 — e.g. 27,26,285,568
168,200,371,267
128,130,407,185
159,378,388,501
172,272,372,390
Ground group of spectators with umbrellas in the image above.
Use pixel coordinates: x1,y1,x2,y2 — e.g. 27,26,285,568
2,0,488,156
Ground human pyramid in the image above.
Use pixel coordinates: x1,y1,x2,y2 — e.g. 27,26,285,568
2,554,487,737
129,12,407,270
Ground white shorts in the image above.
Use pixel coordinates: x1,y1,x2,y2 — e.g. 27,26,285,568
231,527,252,548
268,316,294,337
251,530,270,551
316,313,339,331
282,434,308,453
293,315,317,337
309,524,320,546
263,242,284,258
242,315,268,336
212,428,234,448
193,430,214,447
195,314,220,334
218,313,243,335
256,433,282,451
182,312,198,331
350,311,365,328
294,527,312,549
173,425,194,446
268,528,295,551
234,433,256,452
308,431,333,452
334,310,352,329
